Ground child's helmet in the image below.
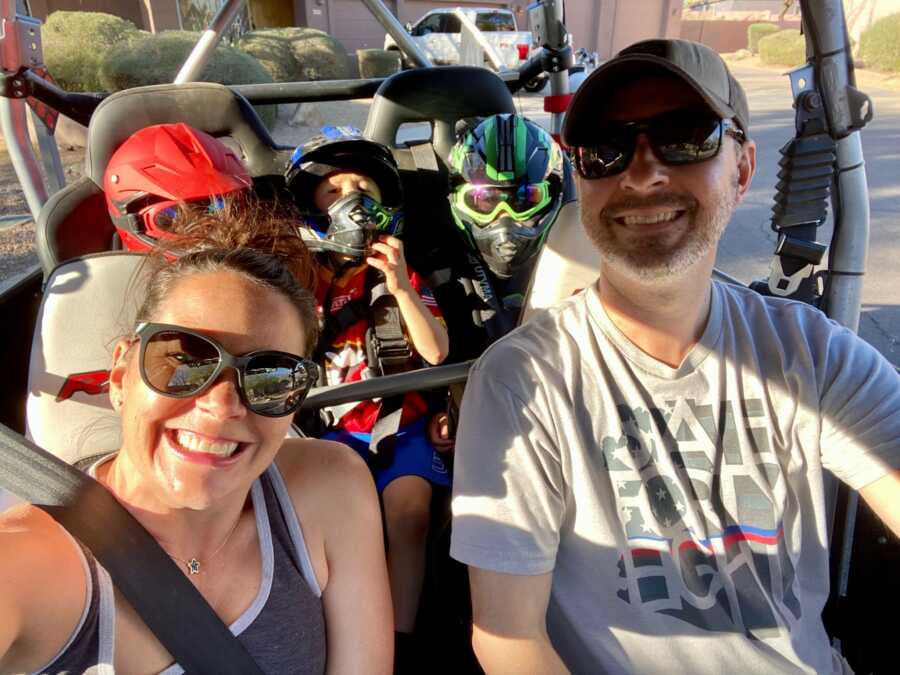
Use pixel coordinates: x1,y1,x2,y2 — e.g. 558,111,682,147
286,127,404,260
448,114,565,278
104,123,251,252
285,126,403,211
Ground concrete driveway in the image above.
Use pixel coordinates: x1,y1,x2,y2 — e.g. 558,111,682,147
515,64,900,366
721,64,900,368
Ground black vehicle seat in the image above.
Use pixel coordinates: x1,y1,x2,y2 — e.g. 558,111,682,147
365,66,516,164
36,82,287,278
26,252,146,465
363,67,516,276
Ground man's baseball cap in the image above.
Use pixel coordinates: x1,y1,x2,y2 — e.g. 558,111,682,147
562,39,750,147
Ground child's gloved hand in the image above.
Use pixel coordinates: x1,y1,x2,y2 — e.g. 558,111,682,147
427,412,454,453
366,235,413,296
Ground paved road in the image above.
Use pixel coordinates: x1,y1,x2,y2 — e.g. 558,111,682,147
721,65,900,368
515,65,900,367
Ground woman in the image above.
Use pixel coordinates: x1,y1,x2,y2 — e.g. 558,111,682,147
0,197,393,674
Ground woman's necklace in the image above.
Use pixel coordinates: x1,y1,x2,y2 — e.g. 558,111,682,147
165,515,242,575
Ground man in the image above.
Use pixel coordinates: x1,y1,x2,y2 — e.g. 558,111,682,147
450,39,900,674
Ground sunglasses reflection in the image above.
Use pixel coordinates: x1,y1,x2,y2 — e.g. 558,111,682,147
138,324,316,417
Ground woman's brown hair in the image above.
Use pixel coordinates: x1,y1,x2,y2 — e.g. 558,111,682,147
135,193,319,355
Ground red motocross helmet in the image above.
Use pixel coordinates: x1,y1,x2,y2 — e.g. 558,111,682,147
104,123,252,252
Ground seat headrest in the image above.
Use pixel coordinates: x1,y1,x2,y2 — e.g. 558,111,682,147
365,66,516,161
521,200,601,322
26,252,147,465
36,177,115,276
84,82,283,182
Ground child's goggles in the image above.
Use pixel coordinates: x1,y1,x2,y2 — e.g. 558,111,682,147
451,182,552,226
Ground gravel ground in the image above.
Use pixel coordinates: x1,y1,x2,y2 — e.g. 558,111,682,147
0,142,84,289
0,100,374,289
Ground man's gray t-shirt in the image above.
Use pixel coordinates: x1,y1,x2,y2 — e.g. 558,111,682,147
451,281,900,674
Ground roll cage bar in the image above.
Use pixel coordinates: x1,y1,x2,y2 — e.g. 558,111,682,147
0,0,883,670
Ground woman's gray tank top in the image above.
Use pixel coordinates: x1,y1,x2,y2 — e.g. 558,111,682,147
33,463,327,674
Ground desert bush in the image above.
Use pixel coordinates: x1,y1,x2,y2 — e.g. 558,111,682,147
759,29,807,68
860,13,900,73
257,27,351,81
99,30,276,128
357,49,401,78
747,23,779,55
43,11,141,92
237,31,300,82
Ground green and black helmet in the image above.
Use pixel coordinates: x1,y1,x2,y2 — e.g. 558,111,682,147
448,114,565,278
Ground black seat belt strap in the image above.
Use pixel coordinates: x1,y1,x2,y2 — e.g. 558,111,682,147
364,268,415,462
751,88,835,305
0,424,265,675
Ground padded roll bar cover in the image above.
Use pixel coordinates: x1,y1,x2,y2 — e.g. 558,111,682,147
36,177,116,277
365,66,516,161
521,200,601,321
26,253,146,465
84,82,283,182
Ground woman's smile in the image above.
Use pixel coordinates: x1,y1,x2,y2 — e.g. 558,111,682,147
164,428,251,467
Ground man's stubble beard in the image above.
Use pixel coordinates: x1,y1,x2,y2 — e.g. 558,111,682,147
581,176,739,283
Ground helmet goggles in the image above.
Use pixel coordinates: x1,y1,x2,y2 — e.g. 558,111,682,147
133,195,227,234
451,181,552,226
119,195,225,246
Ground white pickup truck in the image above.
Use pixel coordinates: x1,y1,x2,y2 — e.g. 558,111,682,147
385,7,533,70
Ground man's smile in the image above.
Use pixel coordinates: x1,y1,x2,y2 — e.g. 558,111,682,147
613,210,686,227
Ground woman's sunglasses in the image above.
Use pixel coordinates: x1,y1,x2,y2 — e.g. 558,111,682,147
572,111,745,180
134,322,318,418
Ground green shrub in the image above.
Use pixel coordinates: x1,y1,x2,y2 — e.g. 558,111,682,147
237,31,299,82
99,31,277,128
747,23,779,54
357,49,401,78
257,27,351,81
860,13,900,73
43,11,141,92
759,29,807,67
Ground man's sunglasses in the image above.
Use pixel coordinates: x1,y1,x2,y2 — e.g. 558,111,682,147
572,111,745,180
135,322,318,418
451,182,552,225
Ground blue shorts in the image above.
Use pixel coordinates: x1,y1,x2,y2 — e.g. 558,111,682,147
323,419,451,493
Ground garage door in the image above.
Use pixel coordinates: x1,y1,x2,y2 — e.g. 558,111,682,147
327,0,393,53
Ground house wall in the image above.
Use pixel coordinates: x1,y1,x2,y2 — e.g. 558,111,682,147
713,0,797,12
564,0,601,61
589,0,683,59
680,17,801,53
249,0,295,28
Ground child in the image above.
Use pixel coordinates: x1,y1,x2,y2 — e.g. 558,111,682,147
286,128,451,665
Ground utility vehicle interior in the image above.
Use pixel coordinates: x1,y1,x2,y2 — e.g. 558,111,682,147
0,0,896,673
